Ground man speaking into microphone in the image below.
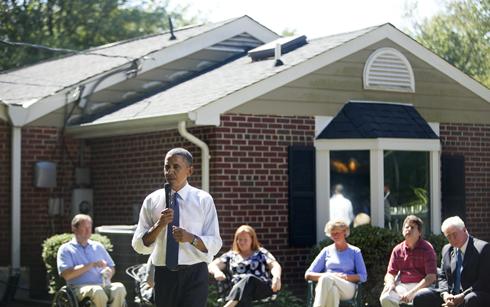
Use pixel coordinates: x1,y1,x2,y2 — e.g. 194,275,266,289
132,147,222,307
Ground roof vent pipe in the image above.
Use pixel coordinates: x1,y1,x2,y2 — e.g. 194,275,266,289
168,17,177,40
274,43,283,67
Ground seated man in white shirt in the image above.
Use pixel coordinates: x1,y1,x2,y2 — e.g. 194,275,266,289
132,147,222,307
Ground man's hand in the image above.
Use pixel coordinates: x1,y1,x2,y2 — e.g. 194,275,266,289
400,290,415,303
172,226,193,243
158,208,174,227
442,293,464,307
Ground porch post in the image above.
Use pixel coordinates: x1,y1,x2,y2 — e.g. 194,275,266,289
370,148,384,227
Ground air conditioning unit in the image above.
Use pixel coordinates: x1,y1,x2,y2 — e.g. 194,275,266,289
71,188,93,217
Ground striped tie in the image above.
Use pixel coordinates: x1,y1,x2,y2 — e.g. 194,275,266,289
165,193,179,269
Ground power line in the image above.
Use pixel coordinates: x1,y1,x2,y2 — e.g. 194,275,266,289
0,39,138,60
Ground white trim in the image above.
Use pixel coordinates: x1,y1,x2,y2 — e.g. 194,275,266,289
428,122,440,136
194,24,489,124
314,138,440,151
66,113,188,138
314,116,333,138
315,150,330,242
370,149,384,227
430,151,441,234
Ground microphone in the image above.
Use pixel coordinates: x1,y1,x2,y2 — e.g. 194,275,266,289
164,183,171,209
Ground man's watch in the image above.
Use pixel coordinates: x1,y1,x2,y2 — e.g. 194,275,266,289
191,236,198,246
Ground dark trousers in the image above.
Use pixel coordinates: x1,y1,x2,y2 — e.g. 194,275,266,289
227,275,273,307
154,262,208,307
414,288,490,307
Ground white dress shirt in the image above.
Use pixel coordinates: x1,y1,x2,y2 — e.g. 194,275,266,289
329,193,354,225
132,182,222,266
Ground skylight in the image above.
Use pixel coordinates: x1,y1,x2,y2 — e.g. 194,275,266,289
248,35,307,61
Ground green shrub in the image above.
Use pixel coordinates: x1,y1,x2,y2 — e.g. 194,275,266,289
309,225,447,306
41,233,113,294
206,282,304,307
426,232,447,263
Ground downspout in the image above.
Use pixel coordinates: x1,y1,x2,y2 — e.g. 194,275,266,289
177,121,210,192
10,127,21,273
7,104,27,282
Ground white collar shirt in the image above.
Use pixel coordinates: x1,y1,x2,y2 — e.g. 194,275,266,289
329,194,354,225
132,182,222,266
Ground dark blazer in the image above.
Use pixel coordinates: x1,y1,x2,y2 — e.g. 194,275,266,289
438,236,490,295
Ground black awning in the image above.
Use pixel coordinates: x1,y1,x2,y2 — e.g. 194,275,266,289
317,101,438,139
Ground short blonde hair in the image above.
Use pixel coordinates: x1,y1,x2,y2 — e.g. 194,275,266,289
231,225,261,252
353,213,371,228
71,214,92,229
325,219,350,238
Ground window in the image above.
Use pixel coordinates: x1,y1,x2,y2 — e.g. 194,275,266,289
330,150,371,217
384,151,430,235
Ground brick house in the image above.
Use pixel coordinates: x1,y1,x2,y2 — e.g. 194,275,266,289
1,16,489,299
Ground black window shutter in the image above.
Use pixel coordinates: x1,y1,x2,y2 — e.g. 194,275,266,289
441,154,466,222
288,145,316,246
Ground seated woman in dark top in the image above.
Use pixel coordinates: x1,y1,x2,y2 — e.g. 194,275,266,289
208,225,282,307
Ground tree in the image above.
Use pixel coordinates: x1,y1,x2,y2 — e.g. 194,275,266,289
408,0,490,87
0,0,196,71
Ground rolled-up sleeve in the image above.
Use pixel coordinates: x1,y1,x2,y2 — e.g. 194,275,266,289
132,196,156,255
199,196,222,260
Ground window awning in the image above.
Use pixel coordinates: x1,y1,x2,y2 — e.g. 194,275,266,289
317,101,438,139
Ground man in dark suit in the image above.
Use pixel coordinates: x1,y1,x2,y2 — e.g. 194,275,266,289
413,216,490,307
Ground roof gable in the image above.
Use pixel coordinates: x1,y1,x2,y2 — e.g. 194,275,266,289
316,101,438,139
0,16,279,126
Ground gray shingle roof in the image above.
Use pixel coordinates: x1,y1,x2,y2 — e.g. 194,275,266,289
0,19,233,106
83,26,379,126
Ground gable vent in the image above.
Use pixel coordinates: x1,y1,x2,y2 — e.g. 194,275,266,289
363,47,415,93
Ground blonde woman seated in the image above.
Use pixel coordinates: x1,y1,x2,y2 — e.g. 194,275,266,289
208,225,282,307
305,219,367,307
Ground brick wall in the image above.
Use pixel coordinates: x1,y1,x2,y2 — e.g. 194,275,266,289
20,126,80,297
440,123,490,241
209,114,315,292
0,121,10,265
88,128,209,225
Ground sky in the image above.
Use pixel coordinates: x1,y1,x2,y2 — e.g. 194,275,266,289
168,0,446,38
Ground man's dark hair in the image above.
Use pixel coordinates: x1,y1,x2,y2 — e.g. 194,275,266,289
403,215,423,233
166,147,193,166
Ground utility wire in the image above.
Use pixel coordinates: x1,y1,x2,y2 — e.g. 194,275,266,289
0,39,138,60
